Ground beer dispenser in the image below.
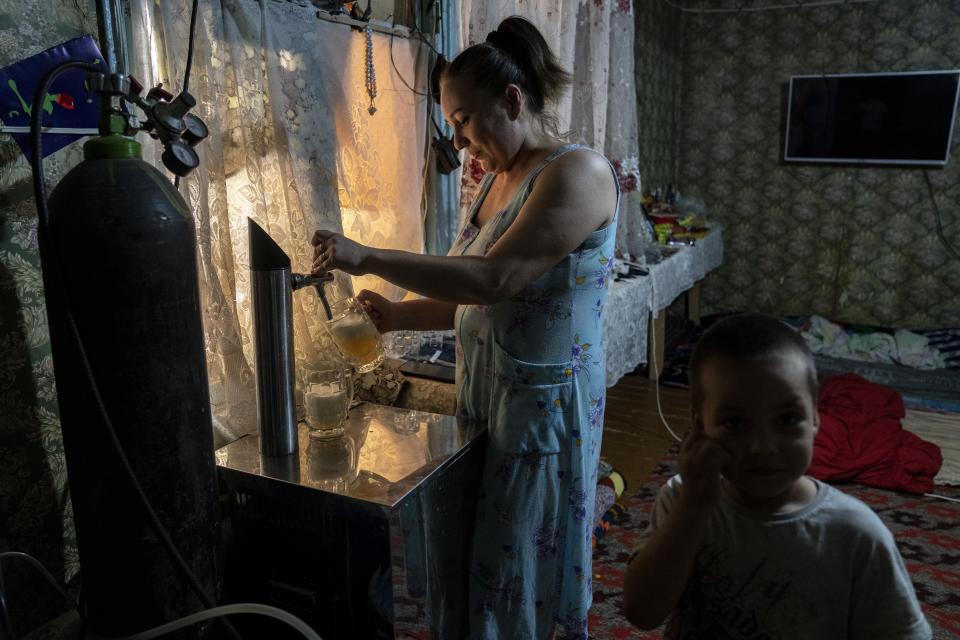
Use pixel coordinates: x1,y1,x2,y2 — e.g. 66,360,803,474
248,217,333,457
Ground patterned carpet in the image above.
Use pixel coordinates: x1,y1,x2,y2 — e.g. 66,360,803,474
588,450,960,639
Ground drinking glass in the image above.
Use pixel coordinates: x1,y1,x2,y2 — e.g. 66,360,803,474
384,330,417,360
305,434,358,493
304,365,354,440
326,297,385,373
393,409,424,436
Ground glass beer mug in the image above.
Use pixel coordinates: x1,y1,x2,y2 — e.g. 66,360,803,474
306,433,358,494
304,365,353,440
325,297,384,373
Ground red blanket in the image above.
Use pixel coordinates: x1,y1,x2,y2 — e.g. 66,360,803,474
810,374,942,494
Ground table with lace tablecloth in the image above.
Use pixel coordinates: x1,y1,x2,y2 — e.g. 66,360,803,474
603,226,724,387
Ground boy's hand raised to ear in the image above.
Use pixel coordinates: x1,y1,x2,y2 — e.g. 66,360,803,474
678,424,730,510
623,424,731,631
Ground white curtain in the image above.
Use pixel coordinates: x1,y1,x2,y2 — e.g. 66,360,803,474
457,0,645,259
129,0,429,439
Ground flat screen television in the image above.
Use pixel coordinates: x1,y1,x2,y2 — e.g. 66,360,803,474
784,70,960,166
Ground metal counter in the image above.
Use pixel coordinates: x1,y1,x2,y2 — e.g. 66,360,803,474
216,403,485,639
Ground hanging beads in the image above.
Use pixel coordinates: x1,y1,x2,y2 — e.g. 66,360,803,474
364,25,377,115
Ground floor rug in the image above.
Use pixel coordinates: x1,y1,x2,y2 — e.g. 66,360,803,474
588,450,960,639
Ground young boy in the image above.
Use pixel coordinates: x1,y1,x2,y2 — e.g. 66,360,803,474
623,313,932,639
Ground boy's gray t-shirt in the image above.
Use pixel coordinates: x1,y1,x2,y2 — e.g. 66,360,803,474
638,475,932,640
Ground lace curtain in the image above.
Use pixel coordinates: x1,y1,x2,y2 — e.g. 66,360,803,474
456,0,646,259
128,0,429,440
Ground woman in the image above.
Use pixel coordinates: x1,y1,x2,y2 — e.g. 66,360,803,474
312,16,618,639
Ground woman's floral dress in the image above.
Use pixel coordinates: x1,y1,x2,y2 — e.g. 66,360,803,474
449,144,620,639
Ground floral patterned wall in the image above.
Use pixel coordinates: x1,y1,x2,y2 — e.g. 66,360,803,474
672,0,960,329
635,0,683,194
0,1,95,632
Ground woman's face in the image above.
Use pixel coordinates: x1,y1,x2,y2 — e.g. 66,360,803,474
440,74,522,174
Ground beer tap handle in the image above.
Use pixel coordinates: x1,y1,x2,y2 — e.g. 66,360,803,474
291,272,334,291
291,272,335,319
315,284,333,320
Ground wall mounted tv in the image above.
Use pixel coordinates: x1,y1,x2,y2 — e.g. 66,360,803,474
784,70,960,166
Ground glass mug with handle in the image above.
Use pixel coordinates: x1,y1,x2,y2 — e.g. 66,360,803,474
325,297,384,373
304,364,354,440
305,433,358,493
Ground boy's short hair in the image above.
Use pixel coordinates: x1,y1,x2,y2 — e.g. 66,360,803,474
689,313,818,410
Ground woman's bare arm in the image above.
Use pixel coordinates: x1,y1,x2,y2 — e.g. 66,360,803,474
356,291,456,333
313,150,616,305
393,299,457,330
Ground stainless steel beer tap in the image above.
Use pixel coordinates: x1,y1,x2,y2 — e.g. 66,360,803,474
249,218,333,457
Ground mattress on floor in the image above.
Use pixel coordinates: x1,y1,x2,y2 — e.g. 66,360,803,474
814,354,960,405
902,409,960,486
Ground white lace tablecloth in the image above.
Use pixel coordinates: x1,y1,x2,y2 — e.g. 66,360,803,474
603,226,724,387
603,273,653,388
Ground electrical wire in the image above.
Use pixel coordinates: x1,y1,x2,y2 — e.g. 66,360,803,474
0,551,81,640
394,0,442,57
383,7,444,234
389,19,433,98
387,2,445,99
182,0,200,95
30,61,241,640
0,553,79,616
0,581,16,640
0,556,320,640
923,170,960,261
86,603,322,640
409,23,441,57
175,0,200,190
924,493,960,504
0,536,15,640
649,308,684,443
30,60,102,228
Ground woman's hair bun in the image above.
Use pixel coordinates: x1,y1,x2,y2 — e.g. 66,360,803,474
444,15,570,130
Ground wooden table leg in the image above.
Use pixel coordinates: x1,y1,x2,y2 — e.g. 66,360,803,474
648,310,666,380
686,281,702,326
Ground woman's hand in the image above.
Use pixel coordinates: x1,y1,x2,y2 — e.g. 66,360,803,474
677,423,730,511
311,229,372,276
356,289,398,334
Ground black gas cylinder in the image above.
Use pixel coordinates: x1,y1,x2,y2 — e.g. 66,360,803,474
42,134,221,637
